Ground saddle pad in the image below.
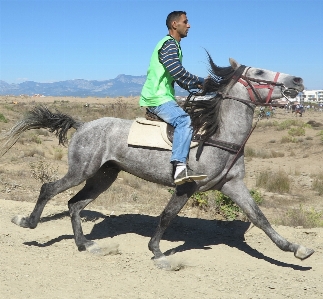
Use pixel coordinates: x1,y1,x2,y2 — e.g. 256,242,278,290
127,118,198,150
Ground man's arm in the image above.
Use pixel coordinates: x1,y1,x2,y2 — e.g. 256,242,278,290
159,39,204,90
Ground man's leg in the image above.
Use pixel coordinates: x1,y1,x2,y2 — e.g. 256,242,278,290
148,100,191,162
148,100,206,185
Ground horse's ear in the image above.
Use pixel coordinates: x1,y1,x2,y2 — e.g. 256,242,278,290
229,58,240,70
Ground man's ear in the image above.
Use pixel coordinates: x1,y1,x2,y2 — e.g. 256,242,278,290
229,58,240,70
171,20,177,30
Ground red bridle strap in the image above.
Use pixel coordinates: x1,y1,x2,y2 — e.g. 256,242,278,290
265,72,280,103
238,71,280,104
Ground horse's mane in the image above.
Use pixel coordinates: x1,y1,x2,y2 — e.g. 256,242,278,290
185,52,235,141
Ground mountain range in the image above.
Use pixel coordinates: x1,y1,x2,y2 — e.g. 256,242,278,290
0,75,189,97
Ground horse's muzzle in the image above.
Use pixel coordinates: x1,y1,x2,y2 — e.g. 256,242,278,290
283,88,299,98
293,77,303,85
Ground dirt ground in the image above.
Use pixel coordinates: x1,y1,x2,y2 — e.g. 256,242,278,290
0,96,323,298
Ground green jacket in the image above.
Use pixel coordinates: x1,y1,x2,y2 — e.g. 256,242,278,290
139,36,182,107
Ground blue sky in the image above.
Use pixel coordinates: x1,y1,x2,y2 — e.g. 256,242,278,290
0,0,322,90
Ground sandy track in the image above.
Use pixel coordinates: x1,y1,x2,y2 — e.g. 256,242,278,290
1,198,322,299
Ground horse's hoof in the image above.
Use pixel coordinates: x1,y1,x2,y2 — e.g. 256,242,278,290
85,242,101,254
294,245,315,260
11,215,29,228
153,256,186,271
154,256,172,270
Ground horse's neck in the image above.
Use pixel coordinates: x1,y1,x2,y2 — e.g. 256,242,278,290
217,88,254,144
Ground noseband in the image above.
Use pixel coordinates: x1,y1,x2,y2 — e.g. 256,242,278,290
238,67,283,105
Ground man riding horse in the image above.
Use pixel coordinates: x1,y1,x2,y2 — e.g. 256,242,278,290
139,11,207,185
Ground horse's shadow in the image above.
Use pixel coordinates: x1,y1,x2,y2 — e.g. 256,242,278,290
24,210,311,271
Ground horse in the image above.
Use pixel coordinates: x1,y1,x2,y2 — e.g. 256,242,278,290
0,56,314,269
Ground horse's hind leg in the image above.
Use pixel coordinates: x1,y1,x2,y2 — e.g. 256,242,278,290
148,182,197,265
12,173,86,229
221,179,314,260
68,165,120,253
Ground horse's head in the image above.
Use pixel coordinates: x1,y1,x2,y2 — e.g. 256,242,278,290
229,58,304,104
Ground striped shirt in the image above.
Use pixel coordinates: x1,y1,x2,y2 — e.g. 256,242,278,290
158,38,204,91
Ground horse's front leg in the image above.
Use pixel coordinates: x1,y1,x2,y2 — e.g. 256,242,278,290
148,182,197,268
221,178,314,260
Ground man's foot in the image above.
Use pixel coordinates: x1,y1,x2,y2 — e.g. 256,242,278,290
174,167,207,185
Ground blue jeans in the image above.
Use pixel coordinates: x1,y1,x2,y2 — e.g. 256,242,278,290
148,100,192,163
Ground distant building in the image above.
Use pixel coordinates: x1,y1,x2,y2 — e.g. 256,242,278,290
302,90,323,103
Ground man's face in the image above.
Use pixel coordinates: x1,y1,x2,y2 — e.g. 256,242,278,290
175,14,190,38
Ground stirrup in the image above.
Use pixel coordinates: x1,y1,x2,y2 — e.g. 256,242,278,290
174,167,207,185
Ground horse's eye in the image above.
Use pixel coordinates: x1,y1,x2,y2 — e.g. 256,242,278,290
255,70,264,76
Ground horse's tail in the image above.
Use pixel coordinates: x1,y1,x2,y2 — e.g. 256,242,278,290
0,105,83,157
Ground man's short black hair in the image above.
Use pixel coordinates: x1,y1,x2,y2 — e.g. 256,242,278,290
166,11,186,29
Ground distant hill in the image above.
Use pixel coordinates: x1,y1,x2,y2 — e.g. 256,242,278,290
0,75,189,97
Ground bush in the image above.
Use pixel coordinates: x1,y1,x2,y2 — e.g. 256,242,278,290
189,188,264,220
27,133,42,144
249,188,264,205
29,161,59,183
277,205,323,228
270,150,285,158
53,147,63,160
312,178,323,195
256,170,290,193
244,147,285,158
0,113,7,123
288,127,305,136
244,146,256,157
281,135,297,143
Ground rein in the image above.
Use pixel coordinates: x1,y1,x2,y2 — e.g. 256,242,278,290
221,108,265,180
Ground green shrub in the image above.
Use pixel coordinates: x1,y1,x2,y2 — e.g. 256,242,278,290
275,119,310,132
191,192,209,209
288,127,305,136
188,188,264,220
249,188,264,205
0,113,8,123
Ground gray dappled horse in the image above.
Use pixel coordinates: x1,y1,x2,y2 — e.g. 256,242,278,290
1,56,314,268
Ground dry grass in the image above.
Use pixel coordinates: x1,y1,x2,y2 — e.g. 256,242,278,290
53,147,64,160
311,172,323,195
276,205,323,228
244,146,284,159
256,170,291,193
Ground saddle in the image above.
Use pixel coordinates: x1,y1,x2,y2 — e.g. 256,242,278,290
127,109,241,158
127,112,198,151
144,109,177,143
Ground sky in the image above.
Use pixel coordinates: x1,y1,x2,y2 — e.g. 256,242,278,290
0,0,322,90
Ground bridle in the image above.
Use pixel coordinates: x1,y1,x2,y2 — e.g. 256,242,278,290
217,65,298,107
238,67,282,104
